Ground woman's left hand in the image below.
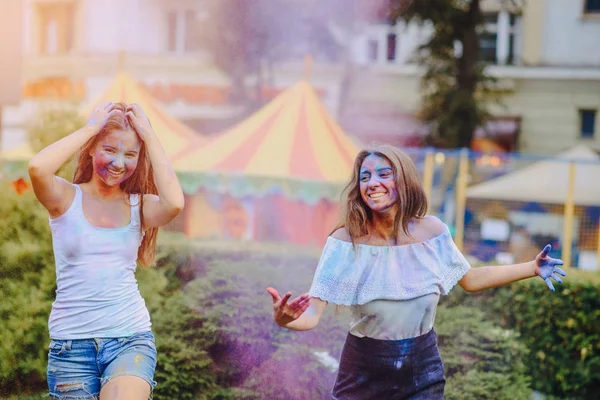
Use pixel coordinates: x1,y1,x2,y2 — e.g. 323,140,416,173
126,103,154,141
534,244,566,292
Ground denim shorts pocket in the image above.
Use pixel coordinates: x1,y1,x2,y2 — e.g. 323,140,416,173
49,340,61,350
117,331,155,347
48,340,65,355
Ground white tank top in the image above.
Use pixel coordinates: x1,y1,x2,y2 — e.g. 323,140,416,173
48,184,151,339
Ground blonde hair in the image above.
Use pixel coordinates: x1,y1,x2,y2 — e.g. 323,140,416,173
73,102,158,267
335,144,428,244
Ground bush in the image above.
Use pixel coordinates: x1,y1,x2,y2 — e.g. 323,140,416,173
0,184,568,400
165,236,535,399
136,252,230,400
0,186,56,396
0,106,86,396
436,305,532,399
442,274,600,399
151,292,224,400
26,106,86,180
181,253,346,400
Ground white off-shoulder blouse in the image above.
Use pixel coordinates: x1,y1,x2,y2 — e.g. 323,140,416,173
308,224,471,340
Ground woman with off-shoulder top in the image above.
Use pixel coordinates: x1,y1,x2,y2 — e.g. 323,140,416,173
266,143,566,400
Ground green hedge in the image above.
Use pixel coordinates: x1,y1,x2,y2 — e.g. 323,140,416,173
160,237,533,399
0,180,568,399
441,272,600,399
167,247,346,400
435,305,532,400
0,187,55,396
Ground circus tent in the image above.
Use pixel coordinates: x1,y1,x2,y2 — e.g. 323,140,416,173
84,72,205,159
171,80,361,245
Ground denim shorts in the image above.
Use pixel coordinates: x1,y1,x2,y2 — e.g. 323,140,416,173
47,331,157,400
332,329,445,400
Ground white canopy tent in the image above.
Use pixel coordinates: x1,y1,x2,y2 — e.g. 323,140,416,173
467,145,600,207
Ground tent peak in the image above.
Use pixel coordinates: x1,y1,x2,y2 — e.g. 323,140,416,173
556,144,599,161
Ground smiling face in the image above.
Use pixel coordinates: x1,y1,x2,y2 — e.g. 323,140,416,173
359,154,399,213
91,128,141,187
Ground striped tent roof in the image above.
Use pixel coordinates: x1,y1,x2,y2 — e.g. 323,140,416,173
85,72,205,158
172,80,360,201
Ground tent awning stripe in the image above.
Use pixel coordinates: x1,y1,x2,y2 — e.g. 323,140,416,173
218,105,286,172
290,97,323,180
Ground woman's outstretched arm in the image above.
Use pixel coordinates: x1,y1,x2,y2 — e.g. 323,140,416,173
266,287,328,331
459,245,566,292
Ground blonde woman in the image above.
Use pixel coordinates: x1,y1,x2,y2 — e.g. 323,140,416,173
28,101,184,400
267,144,565,399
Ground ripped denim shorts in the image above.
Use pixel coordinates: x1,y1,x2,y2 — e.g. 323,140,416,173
47,331,157,400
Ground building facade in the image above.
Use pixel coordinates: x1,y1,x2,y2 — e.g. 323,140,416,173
344,0,600,154
2,0,600,156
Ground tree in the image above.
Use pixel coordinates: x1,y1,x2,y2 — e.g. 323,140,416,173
199,0,345,110
26,105,87,180
389,0,493,149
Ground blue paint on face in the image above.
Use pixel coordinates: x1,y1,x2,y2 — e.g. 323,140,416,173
359,155,399,213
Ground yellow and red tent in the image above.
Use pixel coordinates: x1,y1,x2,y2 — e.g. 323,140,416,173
85,72,205,159
171,80,362,244
172,80,361,201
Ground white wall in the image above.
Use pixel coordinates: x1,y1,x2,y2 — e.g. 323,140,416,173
488,78,600,154
82,0,119,52
82,0,168,54
541,0,600,67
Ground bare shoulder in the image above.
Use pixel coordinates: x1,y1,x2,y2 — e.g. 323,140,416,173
416,215,448,238
330,226,352,242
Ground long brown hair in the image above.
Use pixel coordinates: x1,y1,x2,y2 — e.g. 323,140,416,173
335,143,428,244
73,102,158,267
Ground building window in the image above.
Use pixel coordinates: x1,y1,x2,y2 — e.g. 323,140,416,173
480,32,497,63
479,11,517,65
167,11,177,52
387,33,397,61
37,3,75,54
584,0,600,13
580,109,596,138
184,10,202,52
166,9,203,53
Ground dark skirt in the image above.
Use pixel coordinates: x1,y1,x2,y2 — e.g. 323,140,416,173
332,329,445,400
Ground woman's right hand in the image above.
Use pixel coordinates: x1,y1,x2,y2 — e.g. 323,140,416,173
266,287,311,327
86,101,120,131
